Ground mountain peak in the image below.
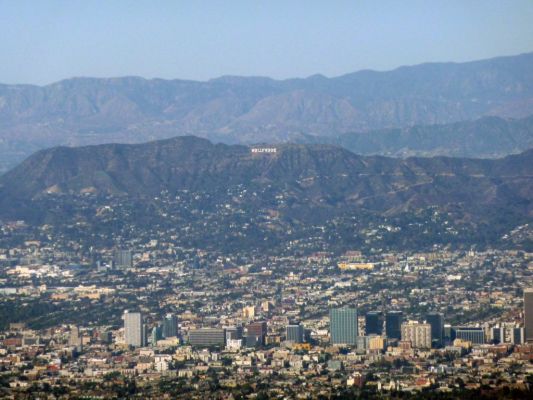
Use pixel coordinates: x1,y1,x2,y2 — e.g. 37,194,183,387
1,136,531,226
1,52,533,174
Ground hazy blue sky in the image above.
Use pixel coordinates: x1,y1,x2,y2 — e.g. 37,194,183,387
1,0,533,85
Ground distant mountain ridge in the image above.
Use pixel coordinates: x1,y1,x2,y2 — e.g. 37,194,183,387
1,52,533,173
298,115,533,158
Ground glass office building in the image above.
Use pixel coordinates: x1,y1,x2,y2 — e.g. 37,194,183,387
286,323,305,343
162,314,178,338
454,327,485,345
385,311,403,340
330,307,358,345
365,311,383,335
426,312,444,346
525,289,533,342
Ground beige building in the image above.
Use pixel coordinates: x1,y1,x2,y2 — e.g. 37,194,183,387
242,306,255,319
401,321,431,349
368,335,386,350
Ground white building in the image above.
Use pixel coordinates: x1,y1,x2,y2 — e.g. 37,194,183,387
226,338,242,350
154,354,172,371
401,321,431,349
124,311,145,347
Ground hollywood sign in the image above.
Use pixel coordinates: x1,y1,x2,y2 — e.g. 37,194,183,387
251,148,277,153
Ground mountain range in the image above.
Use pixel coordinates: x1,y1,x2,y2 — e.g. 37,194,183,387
1,52,533,173
1,136,531,231
298,115,533,159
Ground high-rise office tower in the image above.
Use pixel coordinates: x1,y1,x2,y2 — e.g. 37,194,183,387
247,321,267,336
124,311,145,347
524,289,533,342
286,323,305,343
513,327,525,344
114,249,133,268
330,307,358,345
246,321,267,346
426,312,444,347
385,311,403,340
188,328,226,347
365,311,383,335
491,327,504,344
162,313,178,338
443,324,452,344
454,327,485,345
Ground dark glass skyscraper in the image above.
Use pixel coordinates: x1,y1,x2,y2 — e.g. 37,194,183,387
246,321,267,346
492,327,503,344
286,323,305,343
513,327,524,344
525,289,533,342
330,307,358,345
385,311,403,340
365,311,383,335
426,312,444,347
162,313,178,338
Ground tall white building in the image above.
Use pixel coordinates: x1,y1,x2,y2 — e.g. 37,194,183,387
401,321,432,349
124,311,145,347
